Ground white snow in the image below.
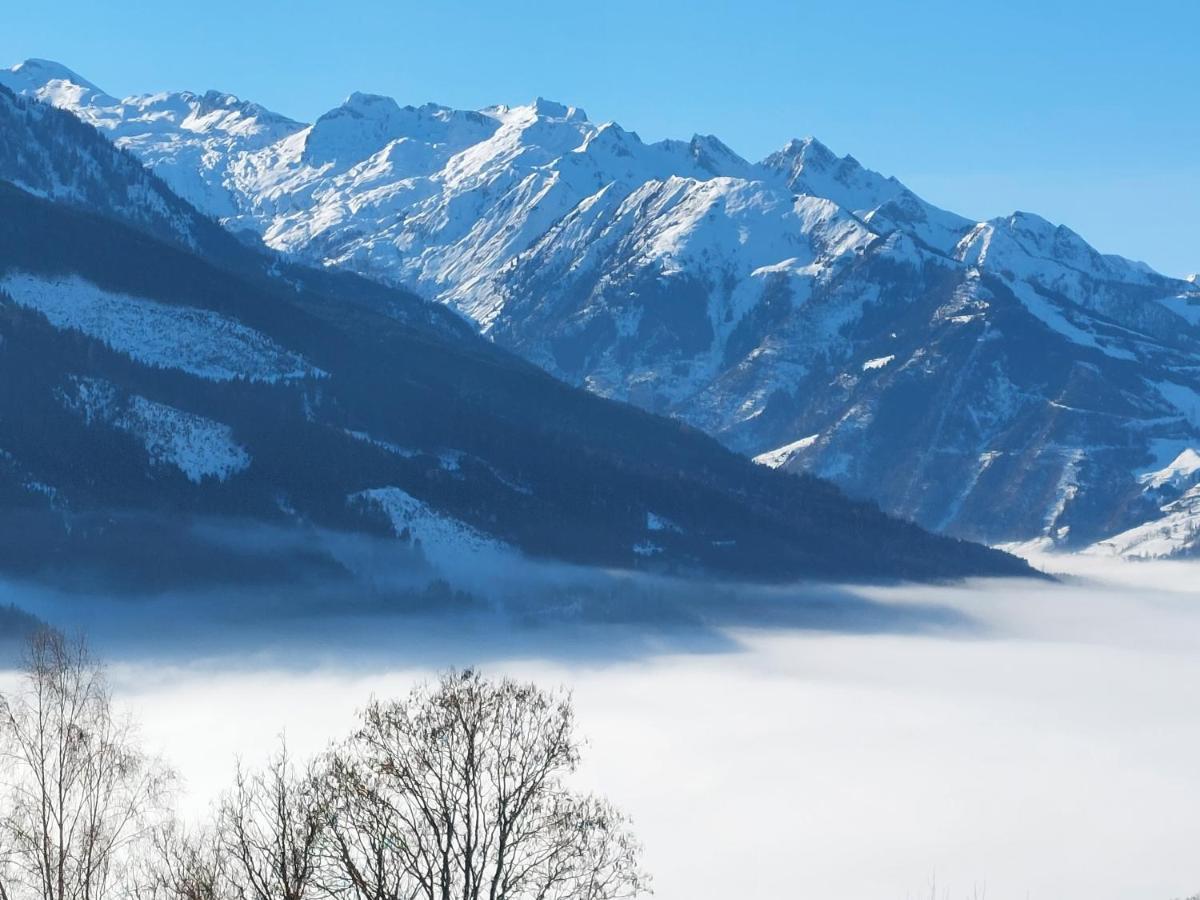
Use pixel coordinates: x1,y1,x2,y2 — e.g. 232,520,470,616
1043,448,1085,539
1139,448,1200,490
951,213,1193,363
0,59,116,111
762,136,972,255
0,273,323,383
988,272,1136,361
1090,442,1200,558
60,377,250,483
861,355,894,371
1152,380,1200,429
646,512,682,533
752,434,820,468
22,480,64,506
349,487,512,569
343,430,419,458
1087,485,1200,559
1073,442,1200,559
121,396,250,483
1154,292,1200,327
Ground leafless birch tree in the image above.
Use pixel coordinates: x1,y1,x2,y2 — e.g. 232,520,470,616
0,639,648,900
128,821,233,900
0,629,172,900
218,741,327,900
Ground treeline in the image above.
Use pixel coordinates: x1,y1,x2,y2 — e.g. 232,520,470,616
0,631,648,900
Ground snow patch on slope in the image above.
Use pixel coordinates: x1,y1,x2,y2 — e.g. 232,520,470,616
1139,448,1200,490
1044,448,1085,539
1155,291,1200,327
343,429,420,458
121,396,251,482
1087,486,1200,560
646,511,683,533
1,273,323,383
60,377,250,483
633,541,664,557
1152,381,1200,429
349,487,512,569
753,434,820,468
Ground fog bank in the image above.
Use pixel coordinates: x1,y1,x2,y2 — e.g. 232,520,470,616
2,554,1198,899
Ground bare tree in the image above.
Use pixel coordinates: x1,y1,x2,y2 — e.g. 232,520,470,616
0,641,648,900
129,821,233,900
218,740,327,900
318,670,647,900
0,629,173,900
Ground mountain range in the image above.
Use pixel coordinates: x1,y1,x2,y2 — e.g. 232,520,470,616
0,72,1036,591
4,57,1197,563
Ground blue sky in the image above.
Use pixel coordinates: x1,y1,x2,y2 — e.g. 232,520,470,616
3,0,1197,275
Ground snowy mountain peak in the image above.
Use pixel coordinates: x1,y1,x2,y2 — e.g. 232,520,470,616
570,121,644,164
1002,209,1070,238
1,58,115,108
966,210,1167,289
486,97,588,124
128,89,303,139
794,135,837,166
304,93,415,164
528,96,587,121
302,93,502,166
339,91,403,114
762,135,900,202
775,136,810,156
1,60,304,148
994,210,1078,251
761,136,850,177
755,134,971,253
4,58,105,92
686,133,753,177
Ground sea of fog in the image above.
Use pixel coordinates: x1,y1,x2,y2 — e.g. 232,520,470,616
2,551,1199,900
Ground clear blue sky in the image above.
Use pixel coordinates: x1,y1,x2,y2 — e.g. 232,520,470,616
3,0,1197,276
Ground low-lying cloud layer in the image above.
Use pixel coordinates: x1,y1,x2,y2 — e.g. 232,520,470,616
1,551,1198,899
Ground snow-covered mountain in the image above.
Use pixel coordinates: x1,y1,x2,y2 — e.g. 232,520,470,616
0,79,1029,586
8,59,1198,558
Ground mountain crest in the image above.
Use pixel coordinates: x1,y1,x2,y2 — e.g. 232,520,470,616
1,58,115,107
528,96,586,121
339,91,402,114
5,58,106,92
687,133,752,176
761,136,838,171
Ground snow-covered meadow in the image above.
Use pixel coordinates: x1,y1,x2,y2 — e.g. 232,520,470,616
3,553,1199,900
